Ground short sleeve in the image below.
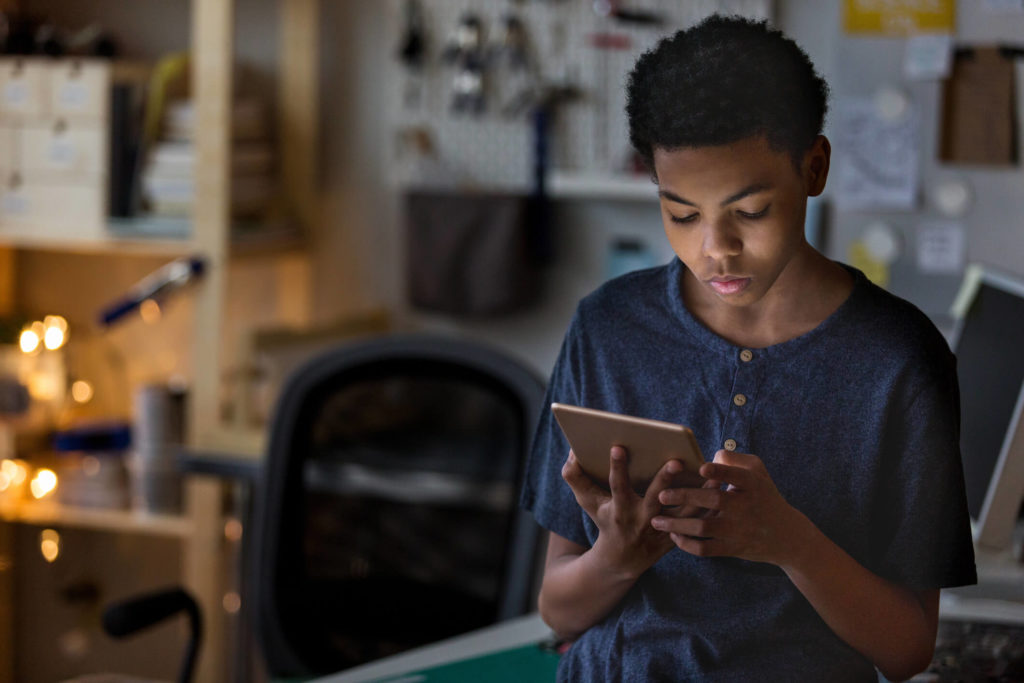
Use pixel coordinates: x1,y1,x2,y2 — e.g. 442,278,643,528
519,311,592,548
874,352,977,590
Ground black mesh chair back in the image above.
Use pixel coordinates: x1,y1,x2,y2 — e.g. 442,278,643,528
250,334,546,677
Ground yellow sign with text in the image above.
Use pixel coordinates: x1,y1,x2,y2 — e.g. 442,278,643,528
844,0,956,35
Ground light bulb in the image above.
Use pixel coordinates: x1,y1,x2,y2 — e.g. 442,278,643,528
30,469,57,499
19,329,39,354
71,381,94,404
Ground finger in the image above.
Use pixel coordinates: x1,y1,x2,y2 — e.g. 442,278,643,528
651,515,723,539
670,533,729,558
699,462,756,490
658,486,726,511
643,458,683,506
562,451,607,511
713,449,766,472
607,446,634,500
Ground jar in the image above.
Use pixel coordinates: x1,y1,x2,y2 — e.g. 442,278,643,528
53,422,131,509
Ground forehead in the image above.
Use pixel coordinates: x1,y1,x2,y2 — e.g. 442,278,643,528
652,137,800,191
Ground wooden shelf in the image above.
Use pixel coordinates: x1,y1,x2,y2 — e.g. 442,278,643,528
0,499,193,539
0,215,305,258
548,171,658,202
0,216,197,256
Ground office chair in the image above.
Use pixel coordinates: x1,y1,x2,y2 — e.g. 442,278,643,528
101,587,202,683
63,587,201,683
249,334,547,678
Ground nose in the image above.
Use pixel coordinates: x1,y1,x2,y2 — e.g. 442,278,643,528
702,219,742,260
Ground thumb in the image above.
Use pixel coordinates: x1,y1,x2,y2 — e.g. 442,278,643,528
713,448,753,467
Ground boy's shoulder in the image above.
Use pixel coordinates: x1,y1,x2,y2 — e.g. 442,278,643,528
577,262,673,319
842,266,953,363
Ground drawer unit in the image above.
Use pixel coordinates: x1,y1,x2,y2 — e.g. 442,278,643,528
49,59,110,121
0,171,105,240
0,59,113,241
19,120,106,179
0,125,16,174
0,59,50,119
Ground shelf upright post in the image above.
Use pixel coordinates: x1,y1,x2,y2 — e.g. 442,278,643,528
0,514,11,683
275,0,320,330
0,242,13,683
280,0,320,246
187,0,234,680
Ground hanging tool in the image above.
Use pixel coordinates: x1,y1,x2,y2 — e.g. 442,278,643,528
592,0,663,26
98,256,205,327
442,13,488,114
397,0,427,108
586,32,632,171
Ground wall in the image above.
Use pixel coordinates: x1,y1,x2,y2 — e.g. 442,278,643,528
826,3,1024,323
383,1,1024,373
24,0,1024,376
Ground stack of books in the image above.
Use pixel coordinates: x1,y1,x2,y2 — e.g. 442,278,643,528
140,98,275,218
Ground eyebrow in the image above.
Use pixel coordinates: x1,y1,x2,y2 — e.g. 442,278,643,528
657,182,773,208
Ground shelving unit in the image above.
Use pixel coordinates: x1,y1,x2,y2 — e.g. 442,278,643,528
0,0,322,681
0,499,194,539
548,171,659,202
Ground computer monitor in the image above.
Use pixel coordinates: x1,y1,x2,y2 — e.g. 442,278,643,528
950,264,1024,551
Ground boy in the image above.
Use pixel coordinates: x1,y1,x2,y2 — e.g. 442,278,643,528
520,15,977,682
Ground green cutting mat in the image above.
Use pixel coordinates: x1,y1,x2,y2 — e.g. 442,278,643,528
374,642,561,683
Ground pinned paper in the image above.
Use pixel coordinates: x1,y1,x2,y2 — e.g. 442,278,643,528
982,0,1024,13
849,241,891,289
861,221,902,264
905,34,953,80
917,221,966,274
844,0,956,35
932,178,973,217
940,46,1018,165
834,97,919,210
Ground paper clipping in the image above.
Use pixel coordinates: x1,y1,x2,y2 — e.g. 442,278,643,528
834,96,920,211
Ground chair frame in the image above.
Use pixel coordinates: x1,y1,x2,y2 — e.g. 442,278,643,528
249,334,547,676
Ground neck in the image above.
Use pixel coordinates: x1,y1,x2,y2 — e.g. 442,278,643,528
683,246,853,349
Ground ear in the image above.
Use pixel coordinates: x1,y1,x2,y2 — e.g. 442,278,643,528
804,135,831,197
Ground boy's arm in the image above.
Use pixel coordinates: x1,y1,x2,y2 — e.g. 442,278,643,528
780,523,939,682
654,450,939,682
537,531,645,641
537,448,697,640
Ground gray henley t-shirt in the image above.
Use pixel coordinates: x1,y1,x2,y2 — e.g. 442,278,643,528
521,257,977,682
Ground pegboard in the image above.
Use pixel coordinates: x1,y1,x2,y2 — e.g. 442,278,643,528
386,0,774,191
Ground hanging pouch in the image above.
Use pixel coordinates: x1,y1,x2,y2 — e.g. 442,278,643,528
404,190,540,316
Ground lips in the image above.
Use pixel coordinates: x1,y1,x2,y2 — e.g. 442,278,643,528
708,277,751,296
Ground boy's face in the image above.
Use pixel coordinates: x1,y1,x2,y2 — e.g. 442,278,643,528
653,135,829,309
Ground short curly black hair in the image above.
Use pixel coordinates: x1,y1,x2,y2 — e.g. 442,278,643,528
626,15,829,176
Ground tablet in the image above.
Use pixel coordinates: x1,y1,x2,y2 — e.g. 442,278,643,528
550,403,705,490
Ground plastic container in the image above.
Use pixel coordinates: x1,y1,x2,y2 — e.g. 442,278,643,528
129,384,184,514
53,422,131,509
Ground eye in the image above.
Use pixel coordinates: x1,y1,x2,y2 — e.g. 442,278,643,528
737,206,770,219
669,213,699,225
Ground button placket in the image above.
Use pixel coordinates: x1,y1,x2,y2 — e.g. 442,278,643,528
720,349,761,456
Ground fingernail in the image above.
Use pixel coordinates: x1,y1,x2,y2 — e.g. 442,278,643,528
651,518,665,529
611,446,624,460
666,461,680,474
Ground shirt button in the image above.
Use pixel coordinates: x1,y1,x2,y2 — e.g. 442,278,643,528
724,439,737,451
733,394,747,407
740,349,753,362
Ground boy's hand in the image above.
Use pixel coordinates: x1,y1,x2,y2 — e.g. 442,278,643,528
651,449,808,567
561,447,684,579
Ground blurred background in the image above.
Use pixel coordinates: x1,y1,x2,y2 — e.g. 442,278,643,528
0,0,1022,681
